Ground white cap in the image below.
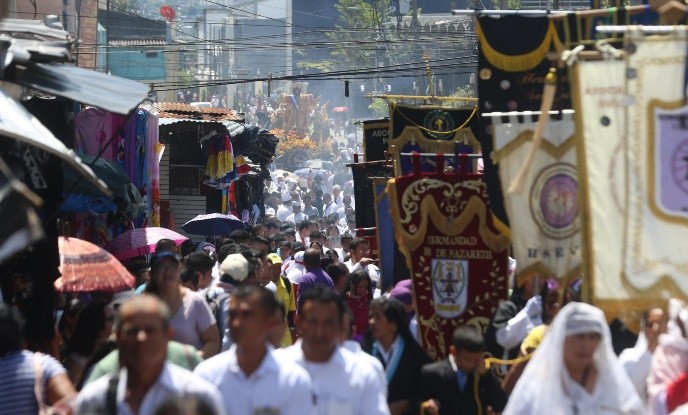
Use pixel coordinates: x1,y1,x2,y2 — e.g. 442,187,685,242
293,251,305,264
220,253,249,282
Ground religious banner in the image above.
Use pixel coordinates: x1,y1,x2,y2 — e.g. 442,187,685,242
373,179,410,291
490,110,581,284
389,103,481,141
476,15,568,233
622,31,688,304
388,104,480,175
571,57,629,316
387,158,510,360
363,119,389,162
398,152,479,176
351,159,394,229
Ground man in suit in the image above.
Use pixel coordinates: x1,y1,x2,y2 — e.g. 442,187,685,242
420,326,508,415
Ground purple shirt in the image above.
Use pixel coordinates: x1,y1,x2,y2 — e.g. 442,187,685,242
297,268,334,302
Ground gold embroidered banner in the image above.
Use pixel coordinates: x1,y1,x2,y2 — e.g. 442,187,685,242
491,111,580,284
388,104,481,176
622,31,688,304
387,164,509,360
572,57,631,316
572,32,688,319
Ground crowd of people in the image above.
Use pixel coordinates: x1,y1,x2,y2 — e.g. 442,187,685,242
3,155,688,414
4,216,688,415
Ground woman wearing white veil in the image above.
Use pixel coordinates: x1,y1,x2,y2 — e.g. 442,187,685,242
503,302,645,415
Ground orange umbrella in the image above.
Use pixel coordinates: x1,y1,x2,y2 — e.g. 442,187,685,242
55,236,135,293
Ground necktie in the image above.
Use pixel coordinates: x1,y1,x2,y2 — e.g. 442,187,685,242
457,371,467,392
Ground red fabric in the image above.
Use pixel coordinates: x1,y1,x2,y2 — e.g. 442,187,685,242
667,372,688,413
387,170,510,360
346,293,370,338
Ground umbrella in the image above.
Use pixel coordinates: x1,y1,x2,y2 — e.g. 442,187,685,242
333,106,349,113
274,169,307,187
55,237,135,293
106,227,188,261
180,213,248,236
293,168,330,179
301,159,335,171
61,153,144,217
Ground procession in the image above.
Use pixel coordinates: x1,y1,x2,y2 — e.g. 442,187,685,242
4,0,688,414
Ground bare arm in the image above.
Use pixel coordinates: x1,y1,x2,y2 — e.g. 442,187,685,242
46,373,76,408
198,324,220,359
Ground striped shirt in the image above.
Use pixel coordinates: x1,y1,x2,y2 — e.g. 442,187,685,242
0,350,66,415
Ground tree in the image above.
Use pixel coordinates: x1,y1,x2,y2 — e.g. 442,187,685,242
297,0,394,74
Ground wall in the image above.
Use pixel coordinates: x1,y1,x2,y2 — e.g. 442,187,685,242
159,143,206,240
109,46,166,80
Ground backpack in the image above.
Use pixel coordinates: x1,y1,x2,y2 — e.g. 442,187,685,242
206,290,231,340
281,275,292,295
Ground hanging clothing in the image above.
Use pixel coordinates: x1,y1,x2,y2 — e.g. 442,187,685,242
73,108,123,160
205,135,234,180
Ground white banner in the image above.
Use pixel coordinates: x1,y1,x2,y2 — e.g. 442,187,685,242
573,31,688,316
571,58,629,313
624,31,688,300
491,111,581,283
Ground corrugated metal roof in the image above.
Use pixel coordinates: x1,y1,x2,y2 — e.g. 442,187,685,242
109,39,168,47
12,62,150,115
152,102,244,122
156,102,201,113
0,16,74,42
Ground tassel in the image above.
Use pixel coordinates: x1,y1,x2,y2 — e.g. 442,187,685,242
508,67,557,194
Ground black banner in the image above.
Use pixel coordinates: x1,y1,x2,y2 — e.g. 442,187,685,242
389,104,481,141
352,162,393,229
362,119,389,162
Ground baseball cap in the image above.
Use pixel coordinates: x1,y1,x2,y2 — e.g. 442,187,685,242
267,253,283,265
220,253,249,282
293,251,305,264
150,251,180,268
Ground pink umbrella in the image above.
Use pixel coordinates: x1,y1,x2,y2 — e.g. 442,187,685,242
106,227,188,261
55,237,135,293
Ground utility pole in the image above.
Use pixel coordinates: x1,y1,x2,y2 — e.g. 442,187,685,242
411,0,419,29
105,0,110,74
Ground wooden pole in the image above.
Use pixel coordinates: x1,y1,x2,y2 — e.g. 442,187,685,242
366,93,478,102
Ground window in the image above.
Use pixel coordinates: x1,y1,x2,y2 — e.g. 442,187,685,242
170,166,202,195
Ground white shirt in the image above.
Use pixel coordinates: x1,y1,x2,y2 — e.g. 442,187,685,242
336,205,351,219
335,248,346,264
619,347,653,402
278,341,390,415
194,344,316,415
286,211,308,225
322,202,339,218
303,205,320,218
75,362,225,415
277,204,292,222
341,340,387,397
344,260,380,284
286,263,306,283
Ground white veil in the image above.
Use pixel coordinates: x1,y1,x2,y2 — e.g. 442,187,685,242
503,302,645,415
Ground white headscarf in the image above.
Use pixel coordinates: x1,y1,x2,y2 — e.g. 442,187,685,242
503,302,645,415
